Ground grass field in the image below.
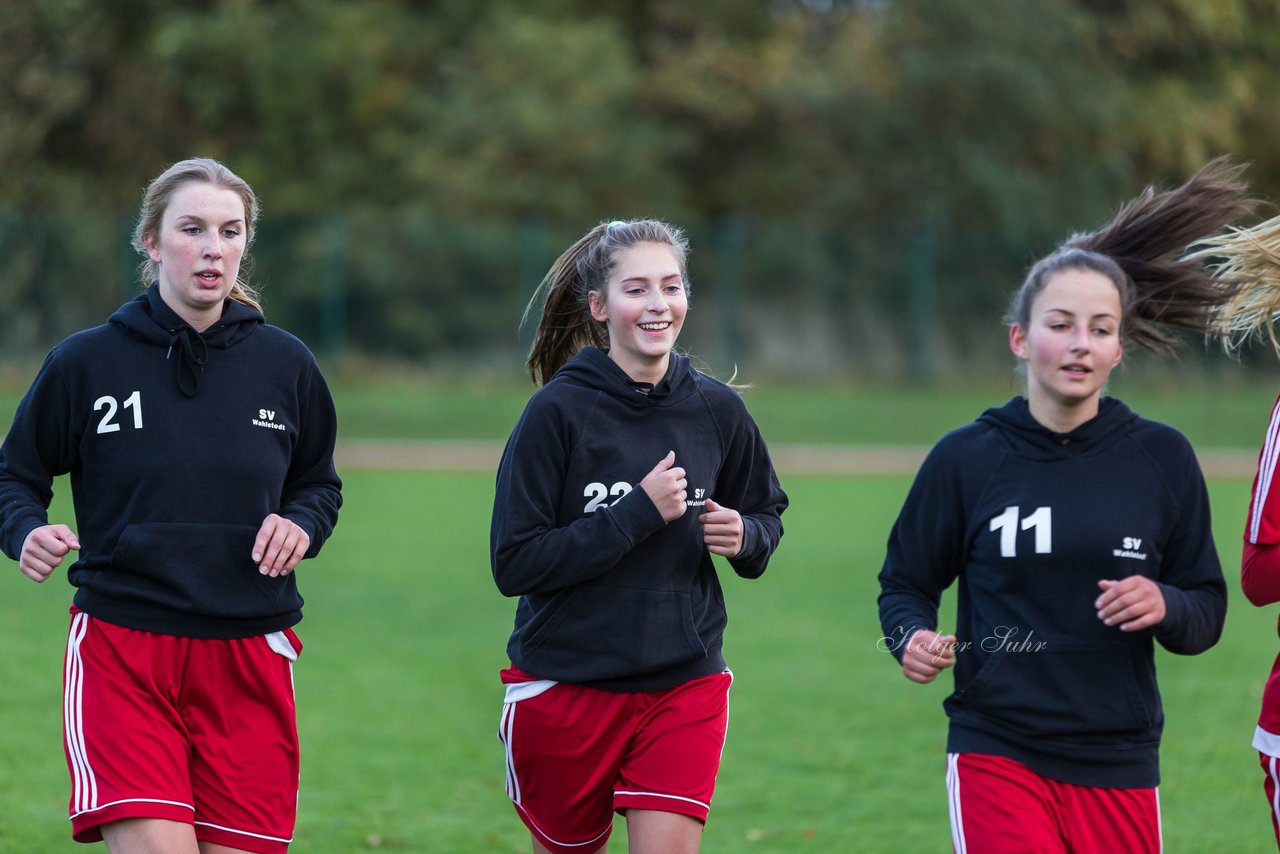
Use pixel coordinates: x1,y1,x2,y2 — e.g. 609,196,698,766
1,470,1276,852
2,370,1280,850
2,365,1279,448
320,369,1280,450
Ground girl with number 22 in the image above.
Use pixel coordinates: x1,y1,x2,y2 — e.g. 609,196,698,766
491,219,787,854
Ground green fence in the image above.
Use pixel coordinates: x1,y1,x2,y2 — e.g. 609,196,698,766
0,209,1256,380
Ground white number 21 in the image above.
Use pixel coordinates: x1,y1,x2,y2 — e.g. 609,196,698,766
989,505,1051,557
94,391,143,434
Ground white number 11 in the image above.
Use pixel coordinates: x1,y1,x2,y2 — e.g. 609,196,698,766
989,505,1052,557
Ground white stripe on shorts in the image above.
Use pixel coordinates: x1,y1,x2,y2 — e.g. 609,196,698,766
499,701,520,805
947,753,967,854
70,796,193,821
498,679,557,806
1156,787,1163,853
194,819,293,844
64,612,97,815
613,790,711,811
1268,755,1280,844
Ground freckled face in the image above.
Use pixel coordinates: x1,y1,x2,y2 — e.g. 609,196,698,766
145,181,247,331
589,242,688,385
1010,267,1124,414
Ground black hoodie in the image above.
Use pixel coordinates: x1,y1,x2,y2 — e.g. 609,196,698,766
0,287,342,638
878,396,1225,788
491,347,788,692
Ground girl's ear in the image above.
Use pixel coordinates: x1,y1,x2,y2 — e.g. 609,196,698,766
144,233,161,264
588,290,608,323
1009,324,1030,360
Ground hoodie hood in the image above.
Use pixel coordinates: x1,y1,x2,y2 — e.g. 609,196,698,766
550,346,697,407
108,285,264,397
977,395,1138,461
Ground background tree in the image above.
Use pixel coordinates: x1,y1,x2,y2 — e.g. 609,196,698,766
2,0,1279,375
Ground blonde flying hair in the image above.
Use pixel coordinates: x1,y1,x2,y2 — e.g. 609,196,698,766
523,219,690,386
1191,215,1280,356
131,157,263,312
1006,156,1258,355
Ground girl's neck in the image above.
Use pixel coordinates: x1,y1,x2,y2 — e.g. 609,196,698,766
157,285,219,332
608,350,670,387
1026,393,1099,434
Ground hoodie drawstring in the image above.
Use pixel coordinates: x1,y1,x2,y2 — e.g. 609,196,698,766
627,379,656,395
166,327,209,398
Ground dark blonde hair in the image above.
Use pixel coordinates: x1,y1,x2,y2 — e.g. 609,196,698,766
524,219,690,385
1006,156,1257,354
131,157,263,312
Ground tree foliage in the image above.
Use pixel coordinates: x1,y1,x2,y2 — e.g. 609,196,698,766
3,0,1280,371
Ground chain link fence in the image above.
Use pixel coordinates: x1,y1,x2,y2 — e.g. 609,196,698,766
0,209,1255,381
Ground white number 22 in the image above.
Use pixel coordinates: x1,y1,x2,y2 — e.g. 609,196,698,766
94,391,143,434
989,505,1052,557
584,481,631,513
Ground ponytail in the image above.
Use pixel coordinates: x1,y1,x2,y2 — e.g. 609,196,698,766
1007,156,1257,354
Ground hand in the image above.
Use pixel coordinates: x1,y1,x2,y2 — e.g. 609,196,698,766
1096,577,1166,631
699,498,743,557
639,450,688,523
901,629,957,684
19,525,80,583
253,514,311,578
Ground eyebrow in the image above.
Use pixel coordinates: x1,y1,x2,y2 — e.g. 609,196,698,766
619,273,683,284
174,214,245,227
1043,307,1118,320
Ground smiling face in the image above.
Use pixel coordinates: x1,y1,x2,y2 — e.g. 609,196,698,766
1010,267,1124,431
588,241,688,385
144,181,248,331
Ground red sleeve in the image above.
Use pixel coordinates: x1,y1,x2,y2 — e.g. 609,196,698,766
1246,393,1280,546
1243,541,1280,607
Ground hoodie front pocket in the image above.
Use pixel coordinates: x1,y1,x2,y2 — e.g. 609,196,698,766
947,640,1159,737
108,522,292,618
519,585,706,682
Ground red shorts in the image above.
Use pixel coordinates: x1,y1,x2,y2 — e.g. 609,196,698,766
1259,751,1280,849
497,667,732,854
63,609,302,853
946,753,1161,854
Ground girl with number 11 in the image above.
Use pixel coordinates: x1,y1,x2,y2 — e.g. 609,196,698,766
878,159,1254,853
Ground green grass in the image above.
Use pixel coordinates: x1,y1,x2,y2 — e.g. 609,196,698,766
1,367,1278,850
2,473,1277,852
318,369,1280,449
3,368,1278,448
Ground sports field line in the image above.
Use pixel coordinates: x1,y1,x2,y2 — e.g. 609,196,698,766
334,440,1259,478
